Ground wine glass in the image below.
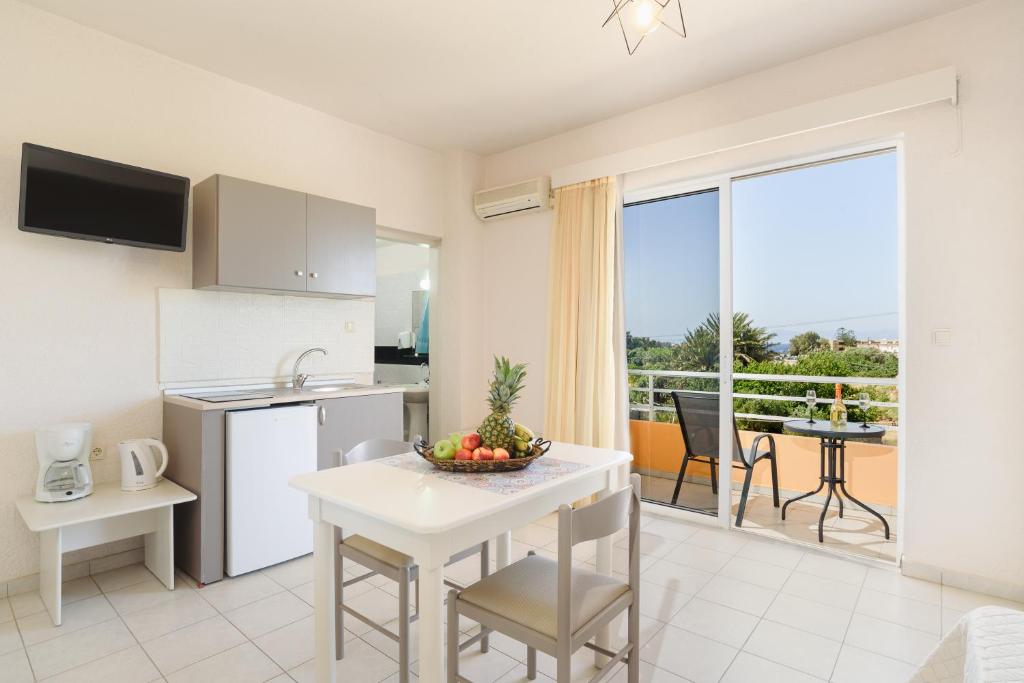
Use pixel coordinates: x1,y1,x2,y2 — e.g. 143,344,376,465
859,392,871,428
805,390,817,423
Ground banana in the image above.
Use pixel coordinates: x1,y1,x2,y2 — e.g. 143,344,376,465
514,423,535,441
513,437,530,453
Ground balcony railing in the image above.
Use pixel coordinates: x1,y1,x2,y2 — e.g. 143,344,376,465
628,369,899,428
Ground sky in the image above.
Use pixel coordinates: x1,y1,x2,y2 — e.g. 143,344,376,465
623,151,899,345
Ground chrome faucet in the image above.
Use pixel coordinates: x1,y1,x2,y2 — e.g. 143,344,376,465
292,347,327,390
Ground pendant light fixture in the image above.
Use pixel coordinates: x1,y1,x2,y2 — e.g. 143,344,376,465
603,0,687,55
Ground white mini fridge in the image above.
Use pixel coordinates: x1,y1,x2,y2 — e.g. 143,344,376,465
225,404,317,576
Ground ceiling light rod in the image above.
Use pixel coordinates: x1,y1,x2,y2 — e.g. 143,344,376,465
602,0,687,56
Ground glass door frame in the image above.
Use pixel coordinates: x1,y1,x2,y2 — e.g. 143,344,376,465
624,138,906,548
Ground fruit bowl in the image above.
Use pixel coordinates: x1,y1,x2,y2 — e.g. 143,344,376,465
414,438,552,472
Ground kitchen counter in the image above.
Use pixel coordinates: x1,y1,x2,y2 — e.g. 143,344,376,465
163,383,404,411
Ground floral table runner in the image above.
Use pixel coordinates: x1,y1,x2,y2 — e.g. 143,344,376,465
378,452,590,495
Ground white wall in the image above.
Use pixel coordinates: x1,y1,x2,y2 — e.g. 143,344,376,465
0,0,443,584
480,0,1024,595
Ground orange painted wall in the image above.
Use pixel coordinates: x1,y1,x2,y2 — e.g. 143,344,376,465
629,419,897,507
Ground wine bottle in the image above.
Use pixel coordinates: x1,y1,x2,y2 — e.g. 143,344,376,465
830,383,848,427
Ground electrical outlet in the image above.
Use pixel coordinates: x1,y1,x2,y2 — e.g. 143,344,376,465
90,447,104,461
344,321,355,333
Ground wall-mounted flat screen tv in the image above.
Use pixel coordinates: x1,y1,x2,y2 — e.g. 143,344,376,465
18,143,189,252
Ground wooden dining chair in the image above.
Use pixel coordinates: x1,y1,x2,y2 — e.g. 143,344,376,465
446,474,642,683
335,438,490,683
670,391,780,526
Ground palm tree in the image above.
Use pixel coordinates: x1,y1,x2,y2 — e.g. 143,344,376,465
678,312,776,368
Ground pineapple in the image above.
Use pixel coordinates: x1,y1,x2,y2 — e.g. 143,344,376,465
478,356,527,451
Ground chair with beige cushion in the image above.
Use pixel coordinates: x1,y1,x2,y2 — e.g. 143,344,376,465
335,438,490,683
447,474,641,683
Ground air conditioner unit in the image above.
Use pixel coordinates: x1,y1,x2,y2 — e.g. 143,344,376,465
474,177,551,221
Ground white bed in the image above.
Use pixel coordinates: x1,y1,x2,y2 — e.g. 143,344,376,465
911,606,1024,682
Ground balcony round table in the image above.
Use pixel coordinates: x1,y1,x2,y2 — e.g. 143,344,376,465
781,419,888,543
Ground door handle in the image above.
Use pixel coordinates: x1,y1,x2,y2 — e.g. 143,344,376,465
318,405,326,425
295,270,304,277
309,272,319,279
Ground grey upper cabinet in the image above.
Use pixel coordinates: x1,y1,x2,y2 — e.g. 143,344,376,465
192,175,376,298
306,194,376,297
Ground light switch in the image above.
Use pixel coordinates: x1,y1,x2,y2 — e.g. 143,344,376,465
344,321,356,333
932,328,952,346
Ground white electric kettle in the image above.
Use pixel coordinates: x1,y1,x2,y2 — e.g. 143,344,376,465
118,438,168,491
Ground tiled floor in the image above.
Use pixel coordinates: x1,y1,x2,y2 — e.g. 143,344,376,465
2,508,1019,682
641,473,899,563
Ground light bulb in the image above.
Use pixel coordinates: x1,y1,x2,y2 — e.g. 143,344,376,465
419,277,431,291
631,0,659,31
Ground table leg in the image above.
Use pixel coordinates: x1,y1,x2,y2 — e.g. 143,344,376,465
417,562,445,683
782,439,827,520
495,531,512,570
313,517,338,683
145,506,175,589
837,444,891,539
39,528,61,626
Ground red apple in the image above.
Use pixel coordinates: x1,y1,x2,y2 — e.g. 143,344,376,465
454,449,473,461
474,447,494,461
493,448,510,461
461,433,482,450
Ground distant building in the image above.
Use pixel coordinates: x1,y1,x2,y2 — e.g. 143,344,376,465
856,339,899,354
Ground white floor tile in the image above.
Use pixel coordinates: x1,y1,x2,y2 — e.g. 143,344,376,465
92,564,157,593
0,647,34,683
940,584,1024,613
638,582,691,621
795,553,868,586
166,641,282,682
223,590,312,639
497,663,556,682
843,613,939,665
642,519,700,543
662,544,732,574
609,661,691,682
8,592,45,619
0,598,13,624
60,577,102,605
26,617,136,679
198,573,285,613
669,597,758,648
142,614,247,675
718,556,792,591
781,571,863,611
121,589,218,642
105,576,189,616
512,523,559,548
855,588,940,635
721,651,825,683
743,620,841,679
41,644,161,683
261,554,314,589
735,538,806,570
255,614,355,672
686,529,747,555
0,620,23,655
763,592,852,642
17,594,116,646
698,575,778,617
338,587,403,636
443,644,520,682
616,531,680,559
290,638,398,682
830,644,916,683
862,567,940,605
639,624,737,683
640,559,714,595
534,646,611,682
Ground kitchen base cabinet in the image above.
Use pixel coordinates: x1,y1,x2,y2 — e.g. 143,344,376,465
316,392,403,469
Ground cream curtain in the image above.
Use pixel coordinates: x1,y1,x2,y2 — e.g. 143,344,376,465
544,177,629,451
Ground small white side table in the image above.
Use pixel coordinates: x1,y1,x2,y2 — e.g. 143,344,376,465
16,480,196,626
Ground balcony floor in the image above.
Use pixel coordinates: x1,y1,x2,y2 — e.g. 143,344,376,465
640,473,898,564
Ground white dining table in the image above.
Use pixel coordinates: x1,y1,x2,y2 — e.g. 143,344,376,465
289,441,632,683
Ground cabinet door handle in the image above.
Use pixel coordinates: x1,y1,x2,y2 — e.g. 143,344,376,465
309,272,319,279
318,405,326,425
295,270,304,277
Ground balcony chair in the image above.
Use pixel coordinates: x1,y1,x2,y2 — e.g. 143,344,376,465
670,391,780,526
335,438,490,683
446,474,641,683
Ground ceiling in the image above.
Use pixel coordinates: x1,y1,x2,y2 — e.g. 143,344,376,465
21,0,980,154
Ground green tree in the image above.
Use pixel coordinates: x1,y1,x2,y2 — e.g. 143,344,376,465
682,312,776,367
835,327,857,345
789,331,826,356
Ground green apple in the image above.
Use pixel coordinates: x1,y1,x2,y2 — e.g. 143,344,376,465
448,432,462,450
434,440,456,460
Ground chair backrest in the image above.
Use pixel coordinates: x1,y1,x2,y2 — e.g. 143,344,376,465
555,473,641,637
671,391,745,465
342,438,413,466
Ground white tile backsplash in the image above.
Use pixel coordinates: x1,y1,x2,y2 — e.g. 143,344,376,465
158,289,374,386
